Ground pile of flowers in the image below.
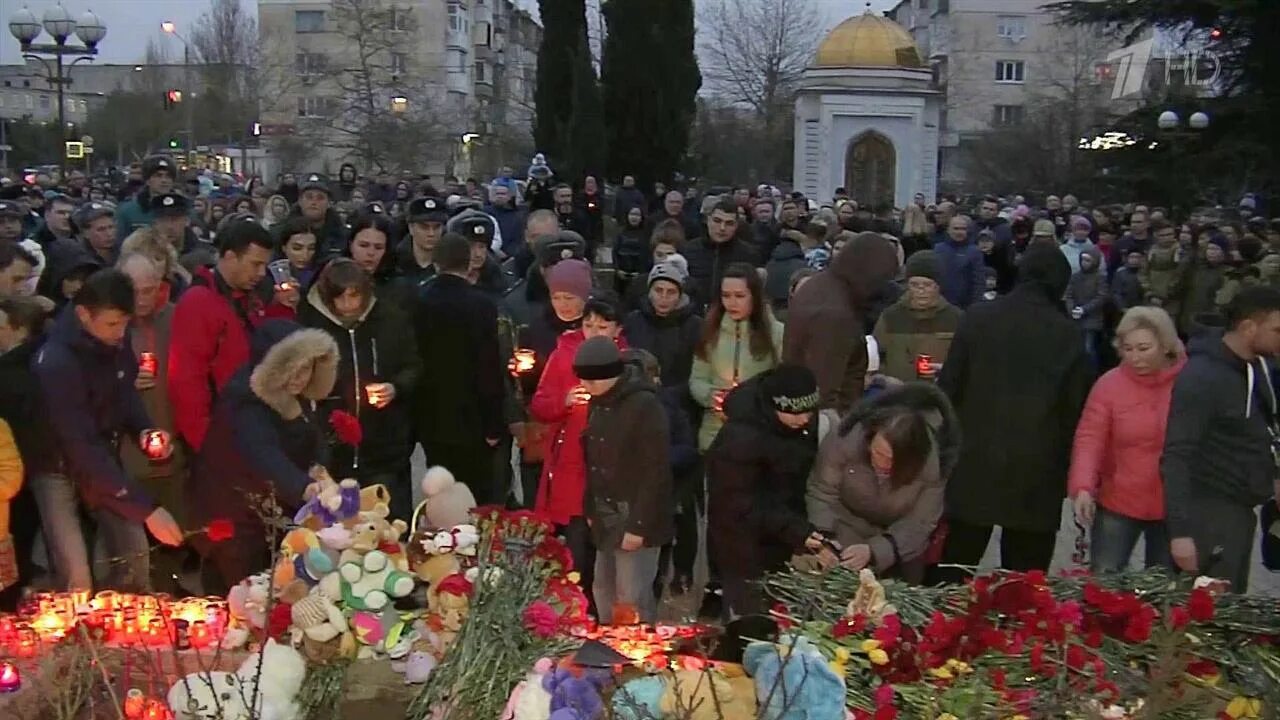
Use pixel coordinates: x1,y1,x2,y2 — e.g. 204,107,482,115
406,506,587,720
765,568,1280,719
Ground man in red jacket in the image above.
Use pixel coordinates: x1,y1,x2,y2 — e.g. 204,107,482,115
168,217,282,451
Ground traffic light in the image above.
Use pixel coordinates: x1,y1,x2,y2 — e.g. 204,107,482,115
163,89,183,109
168,137,180,149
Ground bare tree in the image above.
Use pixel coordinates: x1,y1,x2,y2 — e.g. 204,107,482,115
696,0,823,181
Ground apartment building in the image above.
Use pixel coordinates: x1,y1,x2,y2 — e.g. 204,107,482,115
886,0,1125,184
257,0,539,176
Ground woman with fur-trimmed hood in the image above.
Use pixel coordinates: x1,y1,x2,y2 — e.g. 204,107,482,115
806,382,960,583
189,320,338,592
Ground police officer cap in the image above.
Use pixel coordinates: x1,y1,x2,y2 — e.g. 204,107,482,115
408,195,449,224
149,192,190,217
447,209,495,244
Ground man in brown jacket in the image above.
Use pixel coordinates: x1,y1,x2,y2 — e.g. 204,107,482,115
576,336,673,624
784,232,899,413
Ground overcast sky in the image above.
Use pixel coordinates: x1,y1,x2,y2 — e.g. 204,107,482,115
2,0,898,64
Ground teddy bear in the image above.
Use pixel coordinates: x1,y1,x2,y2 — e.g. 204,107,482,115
289,592,353,658
413,466,477,531
227,571,271,630
743,633,846,720
169,639,307,720
426,573,472,650
294,466,361,530
659,669,757,720
272,528,341,602
339,548,415,611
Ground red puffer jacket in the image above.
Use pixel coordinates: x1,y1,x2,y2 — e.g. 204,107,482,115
168,267,294,451
529,329,627,525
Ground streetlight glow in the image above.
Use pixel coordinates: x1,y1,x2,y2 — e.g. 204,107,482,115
161,21,176,34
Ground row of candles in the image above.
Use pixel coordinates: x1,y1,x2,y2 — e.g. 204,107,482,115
574,622,711,667
0,591,230,659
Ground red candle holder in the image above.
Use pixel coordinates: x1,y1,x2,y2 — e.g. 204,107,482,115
915,354,935,380
138,352,158,376
143,431,168,460
0,661,19,693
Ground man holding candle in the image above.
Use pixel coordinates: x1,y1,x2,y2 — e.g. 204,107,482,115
33,269,183,592
118,254,189,594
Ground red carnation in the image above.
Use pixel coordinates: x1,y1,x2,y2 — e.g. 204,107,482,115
205,518,235,543
266,602,292,641
770,603,795,630
874,684,894,707
1168,605,1191,630
522,600,560,639
328,410,363,447
832,614,867,639
1188,587,1215,622
436,573,474,598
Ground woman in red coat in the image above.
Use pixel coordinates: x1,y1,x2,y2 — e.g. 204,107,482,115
1069,306,1185,572
530,270,626,595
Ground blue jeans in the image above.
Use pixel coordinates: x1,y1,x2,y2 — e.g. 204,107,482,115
1082,329,1103,373
593,547,660,624
31,473,151,591
1090,506,1172,573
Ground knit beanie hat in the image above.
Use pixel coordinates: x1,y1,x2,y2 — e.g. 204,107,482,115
761,365,819,414
903,250,942,283
546,258,593,301
573,336,624,380
1032,219,1056,236
648,253,689,290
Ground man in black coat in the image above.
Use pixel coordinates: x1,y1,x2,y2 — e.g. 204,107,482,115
415,233,505,505
933,244,1092,581
683,197,761,311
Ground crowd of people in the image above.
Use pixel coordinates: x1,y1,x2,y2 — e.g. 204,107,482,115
0,155,1277,626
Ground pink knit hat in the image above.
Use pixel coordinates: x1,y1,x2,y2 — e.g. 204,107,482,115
546,258,593,301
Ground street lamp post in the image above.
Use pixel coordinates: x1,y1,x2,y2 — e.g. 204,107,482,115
7,4,106,180
161,20,195,162
1154,109,1211,211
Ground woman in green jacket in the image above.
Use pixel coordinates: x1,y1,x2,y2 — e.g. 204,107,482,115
690,263,786,451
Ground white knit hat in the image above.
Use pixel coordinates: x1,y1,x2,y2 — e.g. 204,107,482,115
648,253,690,290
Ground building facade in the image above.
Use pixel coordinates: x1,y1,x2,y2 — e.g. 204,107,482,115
256,0,539,177
886,0,1125,189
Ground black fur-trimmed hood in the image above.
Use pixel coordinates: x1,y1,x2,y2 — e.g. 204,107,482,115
837,381,961,479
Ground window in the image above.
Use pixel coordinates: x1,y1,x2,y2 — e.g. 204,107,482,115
295,10,325,33
297,96,331,118
996,15,1027,40
25,94,34,110
447,49,467,72
38,95,49,110
993,104,1024,127
475,61,486,82
448,3,461,31
391,52,407,76
995,60,1025,83
296,52,327,75
390,7,410,31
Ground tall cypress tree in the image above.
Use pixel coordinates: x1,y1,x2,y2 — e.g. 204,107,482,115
564,33,607,181
601,0,701,189
534,0,599,178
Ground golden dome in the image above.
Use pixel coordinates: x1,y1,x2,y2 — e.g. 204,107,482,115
814,11,924,69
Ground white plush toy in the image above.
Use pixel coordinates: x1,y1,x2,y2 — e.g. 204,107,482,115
169,640,307,720
418,466,477,530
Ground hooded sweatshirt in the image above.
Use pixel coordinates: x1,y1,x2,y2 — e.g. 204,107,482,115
1161,332,1279,538
784,232,899,413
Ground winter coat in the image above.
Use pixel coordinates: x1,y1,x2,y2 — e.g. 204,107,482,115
114,186,156,244
807,383,959,580
487,204,525,259
1179,261,1227,333
968,217,1013,248
297,286,421,477
871,294,963,383
763,238,808,312
658,386,698,477
1069,354,1186,522
530,330,628,524
613,187,646,225
1111,266,1143,312
1161,332,1279,539
613,227,651,278
169,266,292,451
188,323,336,529
1140,243,1186,316
1061,238,1105,276
706,371,819,580
0,418,19,539
936,245,1092,532
932,238,986,309
42,242,106,310
582,367,674,549
0,340,55,476
980,241,1017,294
33,307,155,523
784,233,899,414
682,235,761,311
413,273,504,447
273,206,348,261
691,314,784,451
121,305,186,520
1064,248,1109,331
1109,232,1152,281
621,297,702,398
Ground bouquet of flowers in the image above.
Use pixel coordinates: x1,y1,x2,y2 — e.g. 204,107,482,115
406,507,585,720
765,567,1280,719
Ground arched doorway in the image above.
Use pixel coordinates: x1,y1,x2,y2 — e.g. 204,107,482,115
845,132,896,210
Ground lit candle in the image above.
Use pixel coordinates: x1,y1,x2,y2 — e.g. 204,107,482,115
514,349,536,374
0,661,19,693
138,352,158,376
124,688,146,719
365,384,384,406
172,619,190,651
915,353,935,380
143,431,168,460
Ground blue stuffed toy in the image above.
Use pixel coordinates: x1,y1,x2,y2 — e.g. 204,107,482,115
610,675,666,720
743,633,846,720
543,667,610,720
